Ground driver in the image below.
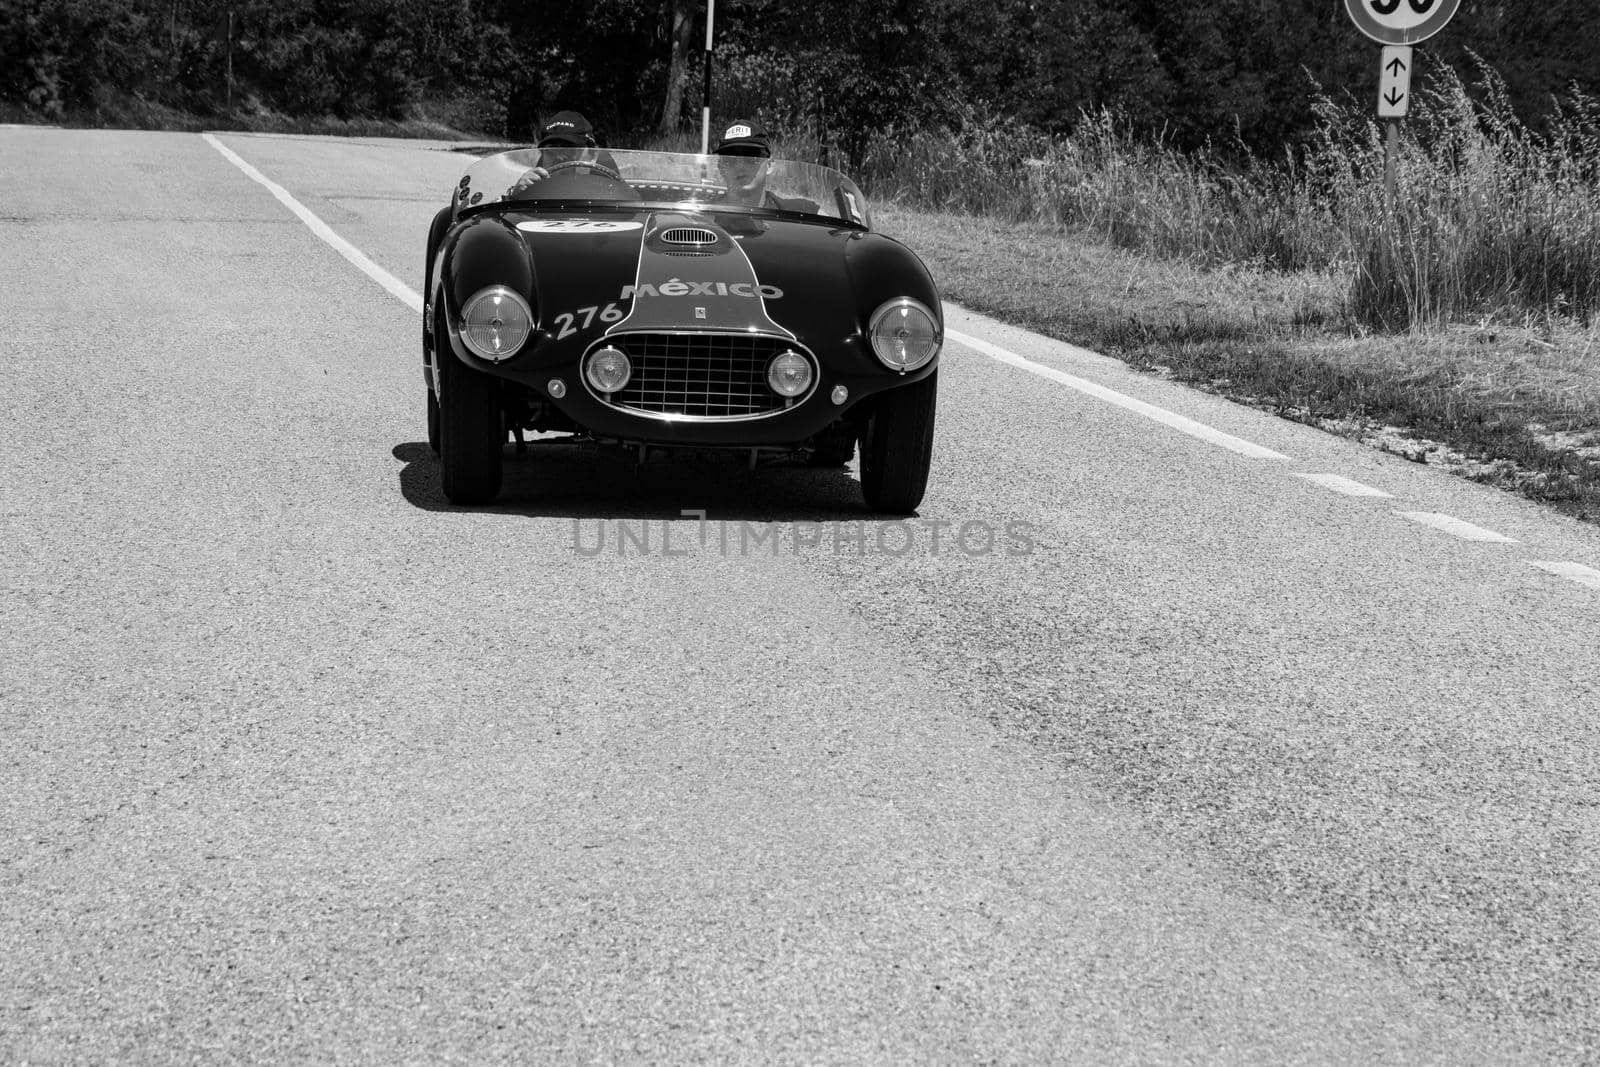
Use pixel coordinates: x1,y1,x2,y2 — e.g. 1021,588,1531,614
506,111,621,198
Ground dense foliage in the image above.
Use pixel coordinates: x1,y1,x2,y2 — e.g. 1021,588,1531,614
2,0,1596,153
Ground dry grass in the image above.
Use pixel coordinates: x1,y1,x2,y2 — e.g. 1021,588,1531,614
875,204,1600,520
848,66,1600,331
843,63,1600,520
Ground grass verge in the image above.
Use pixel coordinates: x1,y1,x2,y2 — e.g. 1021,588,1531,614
874,204,1600,522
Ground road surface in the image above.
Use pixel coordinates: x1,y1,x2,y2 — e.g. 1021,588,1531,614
2,128,1597,1062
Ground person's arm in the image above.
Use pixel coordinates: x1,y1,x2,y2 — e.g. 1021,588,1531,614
504,152,550,199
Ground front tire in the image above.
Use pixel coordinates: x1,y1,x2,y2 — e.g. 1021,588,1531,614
860,370,937,514
439,353,503,504
423,205,452,456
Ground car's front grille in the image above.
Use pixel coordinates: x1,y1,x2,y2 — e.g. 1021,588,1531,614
600,333,811,419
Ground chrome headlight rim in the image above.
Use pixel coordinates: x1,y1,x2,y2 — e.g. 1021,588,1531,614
458,285,533,362
868,297,942,373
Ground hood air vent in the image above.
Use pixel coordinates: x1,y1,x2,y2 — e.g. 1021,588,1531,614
661,227,719,246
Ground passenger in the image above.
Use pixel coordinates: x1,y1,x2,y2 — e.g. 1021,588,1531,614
714,118,817,213
714,119,778,208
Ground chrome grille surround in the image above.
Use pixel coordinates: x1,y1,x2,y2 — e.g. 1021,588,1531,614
583,331,816,421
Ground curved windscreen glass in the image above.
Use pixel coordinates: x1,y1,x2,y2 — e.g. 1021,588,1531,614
453,148,872,229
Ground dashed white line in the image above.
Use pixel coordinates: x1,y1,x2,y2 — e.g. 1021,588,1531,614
1396,512,1518,543
202,132,423,314
1292,472,1392,498
1529,561,1600,590
945,327,1292,461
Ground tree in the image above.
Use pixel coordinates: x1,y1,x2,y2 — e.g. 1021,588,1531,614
658,0,695,133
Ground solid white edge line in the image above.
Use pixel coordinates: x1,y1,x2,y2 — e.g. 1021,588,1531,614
1292,472,1393,498
1529,561,1600,590
202,132,423,314
1396,511,1519,543
945,326,1292,461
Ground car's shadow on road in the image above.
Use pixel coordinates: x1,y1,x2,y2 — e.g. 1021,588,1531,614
393,440,881,522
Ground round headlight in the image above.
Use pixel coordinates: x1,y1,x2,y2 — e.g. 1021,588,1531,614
460,286,532,361
585,346,632,394
868,298,941,372
767,350,813,398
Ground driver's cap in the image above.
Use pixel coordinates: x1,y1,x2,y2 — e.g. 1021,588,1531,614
538,111,596,148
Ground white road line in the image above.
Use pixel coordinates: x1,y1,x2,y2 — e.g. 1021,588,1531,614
945,327,1291,461
202,132,423,314
1292,472,1392,498
1529,561,1600,590
1396,511,1519,543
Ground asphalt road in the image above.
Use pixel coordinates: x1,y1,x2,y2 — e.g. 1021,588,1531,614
3,128,1597,1063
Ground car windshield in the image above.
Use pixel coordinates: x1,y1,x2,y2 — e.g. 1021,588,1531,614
454,147,872,228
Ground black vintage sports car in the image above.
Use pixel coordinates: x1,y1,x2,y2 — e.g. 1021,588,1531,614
422,147,941,512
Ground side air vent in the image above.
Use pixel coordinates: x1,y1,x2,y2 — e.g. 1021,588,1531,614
661,227,719,246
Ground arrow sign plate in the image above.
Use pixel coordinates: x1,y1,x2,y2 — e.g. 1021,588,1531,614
1345,0,1461,45
1378,45,1412,118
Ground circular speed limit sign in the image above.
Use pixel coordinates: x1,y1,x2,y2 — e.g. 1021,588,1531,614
1344,0,1461,45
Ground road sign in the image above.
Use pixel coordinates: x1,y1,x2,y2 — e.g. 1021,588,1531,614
1378,46,1412,117
1344,0,1461,45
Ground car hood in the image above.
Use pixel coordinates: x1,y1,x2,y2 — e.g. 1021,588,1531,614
506,208,863,356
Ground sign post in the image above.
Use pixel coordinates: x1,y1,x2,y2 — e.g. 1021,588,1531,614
1377,45,1411,119
699,0,716,155
1377,45,1411,211
1344,0,1461,216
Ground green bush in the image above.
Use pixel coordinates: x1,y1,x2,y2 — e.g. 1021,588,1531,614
0,0,160,117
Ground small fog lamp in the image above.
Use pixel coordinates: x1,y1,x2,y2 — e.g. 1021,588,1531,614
585,346,632,394
767,350,813,398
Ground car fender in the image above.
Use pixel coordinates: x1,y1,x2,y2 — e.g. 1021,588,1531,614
843,233,942,388
439,215,535,366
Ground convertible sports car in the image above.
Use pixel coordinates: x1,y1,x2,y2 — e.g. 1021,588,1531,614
422,147,941,512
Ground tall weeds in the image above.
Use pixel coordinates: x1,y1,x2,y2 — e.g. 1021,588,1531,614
843,65,1600,330
1340,65,1600,328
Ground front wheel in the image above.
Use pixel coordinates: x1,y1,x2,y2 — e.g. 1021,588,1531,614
438,354,503,504
860,370,937,514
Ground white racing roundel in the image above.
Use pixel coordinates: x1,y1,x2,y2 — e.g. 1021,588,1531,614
516,220,644,234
